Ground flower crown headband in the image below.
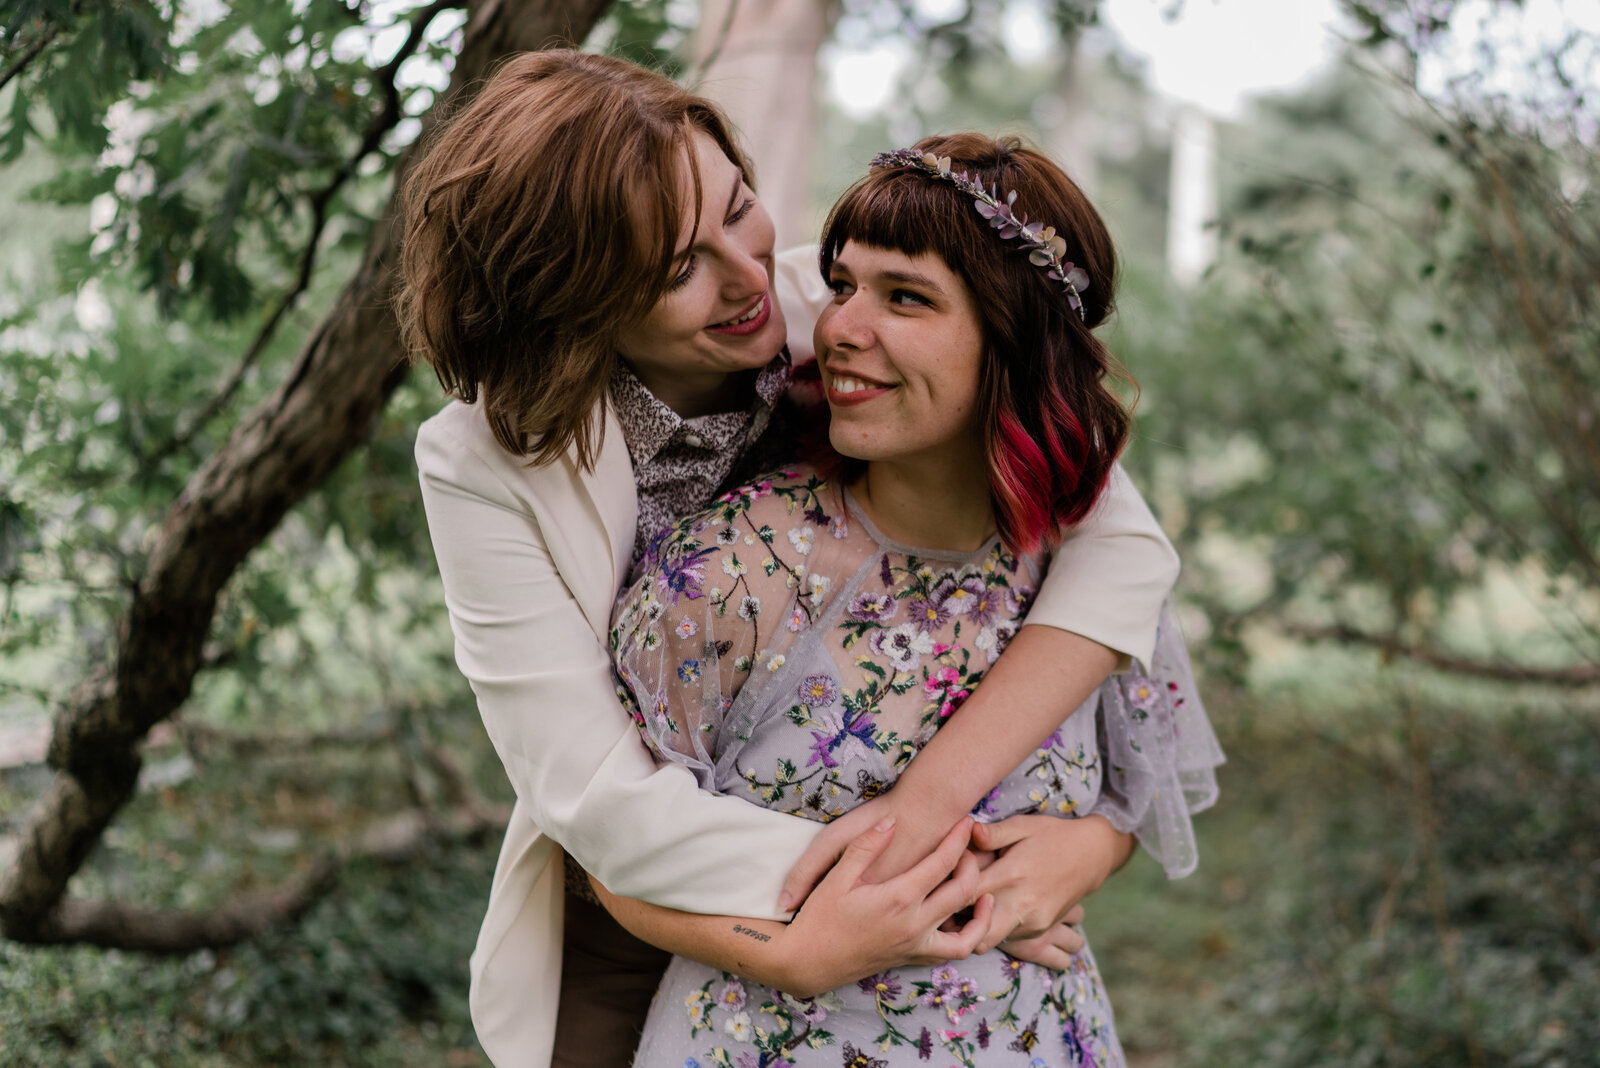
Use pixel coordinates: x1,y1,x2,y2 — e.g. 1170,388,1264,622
869,148,1090,321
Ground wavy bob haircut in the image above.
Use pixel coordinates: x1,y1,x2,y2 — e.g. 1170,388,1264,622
818,133,1131,555
396,50,751,467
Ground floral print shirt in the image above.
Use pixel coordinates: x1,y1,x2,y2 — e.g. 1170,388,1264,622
610,352,796,563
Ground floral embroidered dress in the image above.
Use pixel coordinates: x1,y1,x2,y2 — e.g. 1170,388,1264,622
609,467,1223,1068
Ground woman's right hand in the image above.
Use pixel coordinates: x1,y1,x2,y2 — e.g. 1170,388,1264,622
770,815,992,998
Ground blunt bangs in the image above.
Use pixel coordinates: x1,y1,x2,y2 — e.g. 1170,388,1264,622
820,168,990,286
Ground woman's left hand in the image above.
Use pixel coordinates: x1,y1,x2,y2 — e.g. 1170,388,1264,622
967,813,1134,956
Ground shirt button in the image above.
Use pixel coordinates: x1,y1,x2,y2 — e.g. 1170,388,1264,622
683,432,706,448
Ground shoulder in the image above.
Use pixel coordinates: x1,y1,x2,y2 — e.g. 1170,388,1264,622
632,466,844,627
416,397,630,497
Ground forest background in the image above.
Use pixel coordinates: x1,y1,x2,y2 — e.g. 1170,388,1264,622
0,0,1596,1064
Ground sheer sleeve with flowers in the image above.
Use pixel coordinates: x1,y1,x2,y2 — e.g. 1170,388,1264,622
609,470,848,790
1088,602,1223,878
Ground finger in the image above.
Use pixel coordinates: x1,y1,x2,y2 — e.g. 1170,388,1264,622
921,850,982,921
779,823,857,912
819,817,897,891
997,933,1075,970
919,893,994,962
971,895,1025,955
1062,904,1086,927
1045,922,1087,957
899,817,974,898
969,815,1033,853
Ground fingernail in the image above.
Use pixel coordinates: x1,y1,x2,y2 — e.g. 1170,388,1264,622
777,892,794,912
875,816,896,832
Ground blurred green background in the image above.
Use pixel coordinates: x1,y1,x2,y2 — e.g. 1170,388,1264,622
1,0,1595,1064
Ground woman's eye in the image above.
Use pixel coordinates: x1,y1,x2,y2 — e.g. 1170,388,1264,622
890,289,932,307
727,196,755,225
666,255,698,292
826,277,854,299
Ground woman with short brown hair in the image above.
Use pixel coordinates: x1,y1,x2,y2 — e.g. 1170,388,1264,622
402,50,1188,1068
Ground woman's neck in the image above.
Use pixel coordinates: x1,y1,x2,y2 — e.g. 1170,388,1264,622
848,453,995,554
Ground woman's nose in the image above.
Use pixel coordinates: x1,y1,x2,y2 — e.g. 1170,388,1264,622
818,293,872,351
720,241,769,300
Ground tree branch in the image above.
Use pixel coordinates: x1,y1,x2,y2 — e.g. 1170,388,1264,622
8,801,510,952
0,6,78,95
152,0,463,463
1,0,616,945
1281,621,1600,686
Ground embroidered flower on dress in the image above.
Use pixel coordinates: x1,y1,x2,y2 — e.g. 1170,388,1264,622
857,971,903,1001
677,659,701,683
933,574,986,616
784,605,809,632
722,555,747,577
798,673,839,707
906,596,951,634
656,546,715,604
924,666,971,718
787,526,815,554
737,596,760,621
1128,675,1161,711
724,1010,753,1042
716,980,747,1012
847,591,896,623
1006,584,1037,615
870,623,934,671
676,617,699,639
807,707,877,768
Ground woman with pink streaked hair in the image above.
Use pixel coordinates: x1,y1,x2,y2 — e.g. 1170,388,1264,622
593,133,1224,1067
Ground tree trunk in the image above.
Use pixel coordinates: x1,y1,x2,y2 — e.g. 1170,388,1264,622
0,0,615,946
688,0,833,249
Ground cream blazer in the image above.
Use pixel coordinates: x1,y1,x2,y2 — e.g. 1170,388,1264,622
415,247,1179,1068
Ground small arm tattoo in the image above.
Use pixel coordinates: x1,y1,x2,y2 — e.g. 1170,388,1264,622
732,924,771,942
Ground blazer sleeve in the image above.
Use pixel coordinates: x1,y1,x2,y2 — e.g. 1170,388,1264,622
416,416,820,920
1027,464,1180,669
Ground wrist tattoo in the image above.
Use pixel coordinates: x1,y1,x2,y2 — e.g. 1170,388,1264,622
732,924,771,942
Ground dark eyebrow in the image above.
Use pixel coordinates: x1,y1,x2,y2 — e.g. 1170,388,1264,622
879,268,947,294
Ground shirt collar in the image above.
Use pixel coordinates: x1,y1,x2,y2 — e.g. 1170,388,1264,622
611,350,794,470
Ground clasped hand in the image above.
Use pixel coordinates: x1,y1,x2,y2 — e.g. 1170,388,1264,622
782,795,1129,972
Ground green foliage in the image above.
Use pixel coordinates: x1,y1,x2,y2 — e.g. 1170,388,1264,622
0,839,495,1067
1118,54,1599,669
1093,679,1600,1067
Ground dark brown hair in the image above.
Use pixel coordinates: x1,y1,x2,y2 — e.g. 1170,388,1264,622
396,50,751,467
819,133,1131,554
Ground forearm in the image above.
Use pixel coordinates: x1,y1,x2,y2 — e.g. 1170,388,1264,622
590,879,821,996
893,626,1118,825
590,817,988,999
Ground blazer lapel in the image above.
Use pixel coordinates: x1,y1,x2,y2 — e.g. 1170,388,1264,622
531,404,637,639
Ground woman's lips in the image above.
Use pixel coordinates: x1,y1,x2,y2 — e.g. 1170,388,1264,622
706,294,771,337
825,371,896,407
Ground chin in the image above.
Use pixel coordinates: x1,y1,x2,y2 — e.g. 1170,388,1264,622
826,427,880,463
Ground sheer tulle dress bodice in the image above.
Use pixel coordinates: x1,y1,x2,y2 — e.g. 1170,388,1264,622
609,467,1222,1068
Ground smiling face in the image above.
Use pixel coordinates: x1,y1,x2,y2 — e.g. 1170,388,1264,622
815,240,987,469
614,130,788,416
